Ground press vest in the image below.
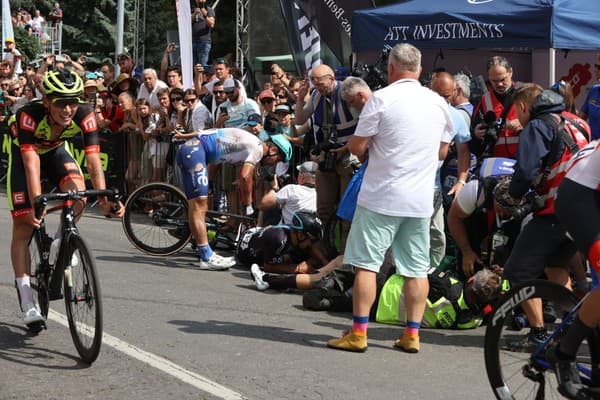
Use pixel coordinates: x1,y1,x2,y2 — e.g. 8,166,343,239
311,81,357,143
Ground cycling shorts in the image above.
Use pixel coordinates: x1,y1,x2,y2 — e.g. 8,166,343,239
7,140,84,218
176,137,210,199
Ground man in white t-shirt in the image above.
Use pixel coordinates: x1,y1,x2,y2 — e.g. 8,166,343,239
137,68,168,110
215,78,259,129
327,43,453,354
259,161,317,224
2,38,23,74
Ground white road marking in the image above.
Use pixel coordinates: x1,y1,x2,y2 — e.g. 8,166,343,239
48,309,247,400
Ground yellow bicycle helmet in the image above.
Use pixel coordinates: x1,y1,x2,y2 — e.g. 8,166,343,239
41,68,84,98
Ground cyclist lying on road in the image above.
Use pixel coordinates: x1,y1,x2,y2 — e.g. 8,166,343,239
175,127,293,270
8,69,123,327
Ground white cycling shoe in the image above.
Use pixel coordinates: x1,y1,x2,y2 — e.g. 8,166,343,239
198,253,234,270
22,303,44,325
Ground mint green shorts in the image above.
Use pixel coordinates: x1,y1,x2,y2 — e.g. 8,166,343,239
343,205,430,278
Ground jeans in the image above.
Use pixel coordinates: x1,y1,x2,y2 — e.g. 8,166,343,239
193,41,211,66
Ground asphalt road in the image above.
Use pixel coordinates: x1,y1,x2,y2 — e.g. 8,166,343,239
0,189,496,400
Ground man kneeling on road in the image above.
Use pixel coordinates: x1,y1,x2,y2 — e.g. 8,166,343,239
175,127,292,270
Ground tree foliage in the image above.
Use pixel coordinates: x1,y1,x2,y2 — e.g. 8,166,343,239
7,0,236,69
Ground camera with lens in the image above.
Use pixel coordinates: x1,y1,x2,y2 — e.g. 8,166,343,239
168,126,186,141
510,191,545,219
483,110,503,141
312,124,341,172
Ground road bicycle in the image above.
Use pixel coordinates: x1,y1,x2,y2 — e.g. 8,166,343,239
484,279,600,399
23,189,120,364
122,182,256,256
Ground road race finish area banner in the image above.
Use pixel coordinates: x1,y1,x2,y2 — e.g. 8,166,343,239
352,0,552,51
292,0,373,65
0,131,126,193
352,0,600,52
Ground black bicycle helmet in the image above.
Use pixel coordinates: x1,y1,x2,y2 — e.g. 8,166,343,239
41,68,84,98
290,212,324,241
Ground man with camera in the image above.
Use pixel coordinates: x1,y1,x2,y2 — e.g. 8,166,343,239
191,0,215,67
470,56,522,161
294,64,359,246
498,84,589,352
2,38,23,74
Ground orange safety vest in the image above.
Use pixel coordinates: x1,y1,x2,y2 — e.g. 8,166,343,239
475,88,520,159
536,111,590,215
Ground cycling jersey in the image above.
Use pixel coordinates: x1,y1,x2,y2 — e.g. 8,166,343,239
16,101,100,156
564,140,600,191
176,128,263,199
7,101,98,218
236,226,306,267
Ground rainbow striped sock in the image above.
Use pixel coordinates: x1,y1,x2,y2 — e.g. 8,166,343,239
352,315,369,335
404,320,420,336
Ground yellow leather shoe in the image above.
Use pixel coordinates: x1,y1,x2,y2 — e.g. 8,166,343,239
327,331,367,352
394,334,419,353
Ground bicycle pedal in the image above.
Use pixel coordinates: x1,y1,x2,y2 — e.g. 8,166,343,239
27,320,47,334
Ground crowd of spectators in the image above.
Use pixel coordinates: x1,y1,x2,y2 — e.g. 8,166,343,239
1,2,599,358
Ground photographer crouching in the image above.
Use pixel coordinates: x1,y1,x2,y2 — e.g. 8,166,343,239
294,66,365,249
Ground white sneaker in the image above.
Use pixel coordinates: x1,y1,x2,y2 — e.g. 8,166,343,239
251,264,269,291
198,253,232,270
22,303,44,325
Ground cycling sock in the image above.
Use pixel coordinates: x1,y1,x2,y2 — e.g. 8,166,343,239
558,315,593,359
404,320,420,336
16,277,34,306
198,244,214,261
244,204,254,216
263,274,296,290
352,315,369,335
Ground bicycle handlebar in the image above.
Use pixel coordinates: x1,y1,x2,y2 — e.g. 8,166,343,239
34,189,121,219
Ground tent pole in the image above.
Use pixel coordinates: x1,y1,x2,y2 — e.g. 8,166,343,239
549,48,556,86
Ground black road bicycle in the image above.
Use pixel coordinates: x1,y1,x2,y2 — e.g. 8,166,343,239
484,279,600,399
22,189,120,364
122,182,256,256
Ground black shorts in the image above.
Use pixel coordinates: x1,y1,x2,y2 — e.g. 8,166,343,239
8,141,83,218
555,178,600,260
503,214,576,284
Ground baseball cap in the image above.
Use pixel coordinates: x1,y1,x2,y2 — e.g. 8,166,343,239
247,113,262,126
223,78,239,93
275,103,292,114
258,89,275,100
84,79,98,89
117,52,132,62
297,161,318,174
4,37,14,43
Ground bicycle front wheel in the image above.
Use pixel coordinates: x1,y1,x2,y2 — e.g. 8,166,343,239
122,183,191,256
484,280,580,399
63,235,102,364
28,233,49,319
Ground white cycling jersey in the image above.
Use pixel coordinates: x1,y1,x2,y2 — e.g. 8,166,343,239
565,140,600,191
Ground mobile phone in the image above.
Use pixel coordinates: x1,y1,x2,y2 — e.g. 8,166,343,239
262,61,274,75
220,106,228,116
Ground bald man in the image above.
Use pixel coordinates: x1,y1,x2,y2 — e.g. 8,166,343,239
294,64,359,248
429,71,472,268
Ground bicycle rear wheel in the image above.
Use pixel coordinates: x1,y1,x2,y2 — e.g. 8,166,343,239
484,280,582,399
122,183,191,256
63,235,102,364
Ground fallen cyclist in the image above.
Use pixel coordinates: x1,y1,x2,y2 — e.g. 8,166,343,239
175,127,292,269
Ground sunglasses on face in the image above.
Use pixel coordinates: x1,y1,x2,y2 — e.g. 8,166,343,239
170,97,183,102
595,64,600,70
213,90,225,94
51,98,81,108
261,98,274,104
184,98,197,103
